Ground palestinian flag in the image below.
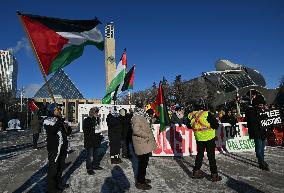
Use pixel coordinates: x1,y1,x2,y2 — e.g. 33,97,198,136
121,65,135,91
29,99,39,112
18,12,104,75
102,50,127,104
154,82,170,132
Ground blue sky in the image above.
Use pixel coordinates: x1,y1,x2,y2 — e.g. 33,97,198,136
1,0,284,98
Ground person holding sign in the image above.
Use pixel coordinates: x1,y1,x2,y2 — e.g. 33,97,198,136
245,95,269,171
187,103,222,182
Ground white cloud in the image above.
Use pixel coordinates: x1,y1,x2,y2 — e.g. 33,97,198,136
24,83,42,98
7,37,31,55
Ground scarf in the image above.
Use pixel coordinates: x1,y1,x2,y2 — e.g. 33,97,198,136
133,107,152,124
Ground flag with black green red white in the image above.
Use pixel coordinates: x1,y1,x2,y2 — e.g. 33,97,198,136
154,81,170,132
18,12,104,75
102,50,127,104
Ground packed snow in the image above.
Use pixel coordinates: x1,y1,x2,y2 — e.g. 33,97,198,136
0,129,283,193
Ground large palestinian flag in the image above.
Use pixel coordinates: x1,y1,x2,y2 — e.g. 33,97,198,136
18,12,104,75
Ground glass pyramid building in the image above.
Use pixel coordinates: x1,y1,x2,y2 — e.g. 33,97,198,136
34,69,84,99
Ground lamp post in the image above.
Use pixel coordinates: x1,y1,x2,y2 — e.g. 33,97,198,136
20,86,25,112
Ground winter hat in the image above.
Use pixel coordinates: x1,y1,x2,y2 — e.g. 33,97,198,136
119,108,126,116
135,101,144,109
89,107,99,116
146,109,154,116
252,95,266,106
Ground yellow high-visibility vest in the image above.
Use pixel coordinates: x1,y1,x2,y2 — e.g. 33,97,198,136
188,110,216,141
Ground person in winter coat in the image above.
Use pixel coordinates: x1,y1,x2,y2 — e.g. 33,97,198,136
131,107,157,190
170,105,187,127
187,103,222,182
221,109,237,126
44,104,72,193
106,106,123,164
245,96,269,170
119,108,132,158
83,107,103,175
31,114,41,149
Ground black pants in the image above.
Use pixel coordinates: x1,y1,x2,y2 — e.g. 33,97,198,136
194,138,218,174
32,133,39,148
109,132,121,157
86,147,99,171
47,150,67,192
121,140,128,157
137,153,150,183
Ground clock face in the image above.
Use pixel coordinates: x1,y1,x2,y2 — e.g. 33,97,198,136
107,56,115,64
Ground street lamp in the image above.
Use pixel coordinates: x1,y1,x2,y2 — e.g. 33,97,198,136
20,86,25,112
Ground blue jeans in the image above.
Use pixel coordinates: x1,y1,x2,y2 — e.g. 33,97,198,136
254,138,266,162
128,143,138,180
86,147,98,171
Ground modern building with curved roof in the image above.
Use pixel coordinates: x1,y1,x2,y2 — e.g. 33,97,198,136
201,59,278,107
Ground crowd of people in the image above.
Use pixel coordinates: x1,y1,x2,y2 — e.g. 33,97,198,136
27,94,283,193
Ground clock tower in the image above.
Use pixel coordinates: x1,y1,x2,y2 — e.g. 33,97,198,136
105,22,116,89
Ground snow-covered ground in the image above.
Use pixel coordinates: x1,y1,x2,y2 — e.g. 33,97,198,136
0,129,283,193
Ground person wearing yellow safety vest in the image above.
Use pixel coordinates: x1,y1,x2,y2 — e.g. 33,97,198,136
187,104,222,182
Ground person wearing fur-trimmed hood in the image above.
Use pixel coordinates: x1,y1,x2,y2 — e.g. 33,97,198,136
44,104,72,193
131,107,157,190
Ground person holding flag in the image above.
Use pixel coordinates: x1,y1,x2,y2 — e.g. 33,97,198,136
29,99,41,149
30,113,41,150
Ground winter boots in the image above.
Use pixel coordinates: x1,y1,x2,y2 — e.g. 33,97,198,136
110,154,123,164
57,183,70,191
192,170,222,182
259,161,269,171
87,170,95,175
145,179,152,184
192,170,205,179
135,182,152,190
211,174,222,182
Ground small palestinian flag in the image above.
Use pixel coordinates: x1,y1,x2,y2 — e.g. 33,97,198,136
18,12,104,75
154,82,170,132
29,100,39,112
121,65,135,91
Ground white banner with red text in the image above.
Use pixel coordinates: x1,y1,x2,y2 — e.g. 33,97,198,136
152,122,255,156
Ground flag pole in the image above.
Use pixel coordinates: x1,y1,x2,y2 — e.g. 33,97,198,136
128,91,131,106
17,11,56,103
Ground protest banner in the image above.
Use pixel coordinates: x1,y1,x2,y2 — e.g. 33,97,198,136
152,122,255,156
260,109,282,129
